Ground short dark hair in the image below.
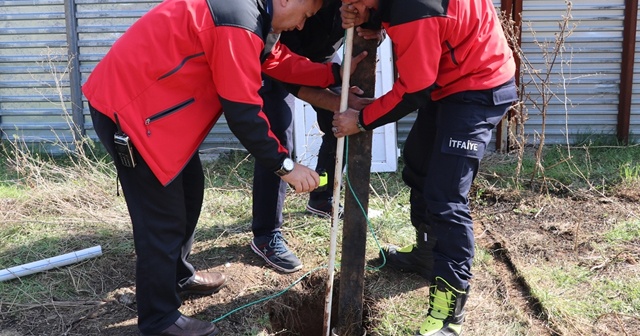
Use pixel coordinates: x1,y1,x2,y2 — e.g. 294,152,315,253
321,0,340,8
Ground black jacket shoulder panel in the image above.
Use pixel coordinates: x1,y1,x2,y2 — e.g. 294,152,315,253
205,0,278,62
382,0,450,27
206,0,264,35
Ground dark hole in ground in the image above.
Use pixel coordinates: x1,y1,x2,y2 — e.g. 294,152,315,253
267,272,369,336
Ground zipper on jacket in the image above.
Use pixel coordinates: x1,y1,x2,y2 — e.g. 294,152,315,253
144,98,195,136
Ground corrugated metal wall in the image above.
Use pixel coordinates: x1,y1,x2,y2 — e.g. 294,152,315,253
518,0,626,145
0,0,74,151
0,0,636,152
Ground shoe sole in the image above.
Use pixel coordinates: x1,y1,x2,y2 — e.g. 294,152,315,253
250,241,303,273
305,204,332,218
178,279,227,297
306,204,344,219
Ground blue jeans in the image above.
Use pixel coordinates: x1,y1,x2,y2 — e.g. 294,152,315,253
251,77,341,236
251,76,293,237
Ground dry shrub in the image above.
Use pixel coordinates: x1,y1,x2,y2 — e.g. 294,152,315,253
0,46,122,222
2,138,120,222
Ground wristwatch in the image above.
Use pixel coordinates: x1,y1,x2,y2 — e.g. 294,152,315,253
275,157,295,176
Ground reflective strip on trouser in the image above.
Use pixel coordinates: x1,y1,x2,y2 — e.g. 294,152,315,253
402,81,515,290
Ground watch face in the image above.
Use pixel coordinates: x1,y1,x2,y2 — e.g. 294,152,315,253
283,158,295,171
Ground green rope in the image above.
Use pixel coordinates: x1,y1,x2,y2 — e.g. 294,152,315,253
211,265,326,324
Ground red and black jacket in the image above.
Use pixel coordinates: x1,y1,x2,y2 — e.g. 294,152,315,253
82,0,341,185
358,0,516,130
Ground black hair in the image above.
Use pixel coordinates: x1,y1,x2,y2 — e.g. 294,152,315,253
321,0,340,8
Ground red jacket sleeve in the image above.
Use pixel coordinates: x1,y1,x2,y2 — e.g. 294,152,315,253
262,41,340,88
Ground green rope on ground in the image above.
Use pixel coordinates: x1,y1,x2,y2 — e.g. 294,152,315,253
211,265,326,324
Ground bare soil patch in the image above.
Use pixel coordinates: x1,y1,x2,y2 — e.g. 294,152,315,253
1,187,639,335
472,186,640,335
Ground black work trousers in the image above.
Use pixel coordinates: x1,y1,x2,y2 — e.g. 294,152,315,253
402,78,517,290
90,105,202,334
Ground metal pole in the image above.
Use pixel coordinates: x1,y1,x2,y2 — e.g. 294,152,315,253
617,0,638,144
64,0,85,143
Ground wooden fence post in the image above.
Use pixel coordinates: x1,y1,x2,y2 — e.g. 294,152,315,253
336,34,378,336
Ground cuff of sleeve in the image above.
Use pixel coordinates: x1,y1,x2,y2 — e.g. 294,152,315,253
357,110,368,132
331,63,342,87
270,153,289,174
282,83,301,97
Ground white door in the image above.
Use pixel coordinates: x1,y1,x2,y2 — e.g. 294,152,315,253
293,37,398,172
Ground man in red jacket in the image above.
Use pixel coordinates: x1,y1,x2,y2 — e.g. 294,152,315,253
82,0,358,335
334,0,518,335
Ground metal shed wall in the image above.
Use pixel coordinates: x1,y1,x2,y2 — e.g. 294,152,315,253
518,0,626,145
0,0,74,151
0,0,637,153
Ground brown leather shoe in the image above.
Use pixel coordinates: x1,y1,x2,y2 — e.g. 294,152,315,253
179,271,226,296
143,315,220,336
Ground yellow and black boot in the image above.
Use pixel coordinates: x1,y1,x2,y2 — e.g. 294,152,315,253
416,277,469,336
380,223,434,279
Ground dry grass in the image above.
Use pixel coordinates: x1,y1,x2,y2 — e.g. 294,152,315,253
1,142,640,335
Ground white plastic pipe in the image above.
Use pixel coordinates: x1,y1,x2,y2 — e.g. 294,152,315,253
0,245,102,282
323,26,355,336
